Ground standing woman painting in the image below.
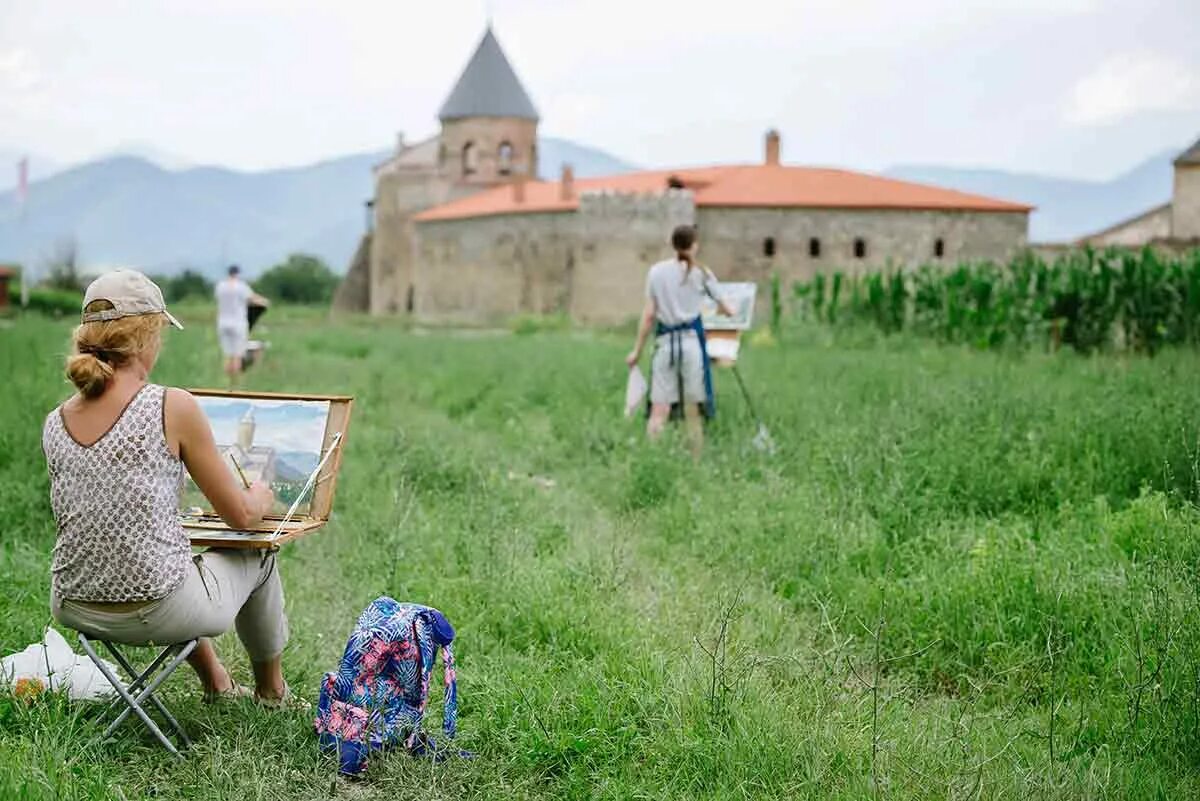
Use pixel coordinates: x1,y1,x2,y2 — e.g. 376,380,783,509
625,224,734,457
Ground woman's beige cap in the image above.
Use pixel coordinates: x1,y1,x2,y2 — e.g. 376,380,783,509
81,269,184,330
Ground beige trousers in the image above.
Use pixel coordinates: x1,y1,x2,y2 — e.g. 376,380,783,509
52,549,289,662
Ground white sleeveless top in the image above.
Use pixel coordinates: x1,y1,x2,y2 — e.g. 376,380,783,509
43,384,191,602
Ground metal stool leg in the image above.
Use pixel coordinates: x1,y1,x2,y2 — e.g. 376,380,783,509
102,641,195,747
77,634,197,758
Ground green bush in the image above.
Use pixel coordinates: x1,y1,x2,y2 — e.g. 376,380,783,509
254,254,339,305
7,285,81,317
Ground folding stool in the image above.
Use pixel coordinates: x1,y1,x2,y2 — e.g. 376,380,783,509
77,633,198,758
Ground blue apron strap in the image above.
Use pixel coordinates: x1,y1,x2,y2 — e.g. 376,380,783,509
690,317,716,419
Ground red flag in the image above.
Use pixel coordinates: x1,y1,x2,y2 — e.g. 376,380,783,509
16,157,28,204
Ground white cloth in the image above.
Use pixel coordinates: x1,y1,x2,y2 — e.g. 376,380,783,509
645,258,721,327
215,278,252,331
650,335,706,405
624,367,647,417
1,628,117,701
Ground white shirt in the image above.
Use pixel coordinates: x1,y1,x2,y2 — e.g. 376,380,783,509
645,259,721,328
215,278,252,330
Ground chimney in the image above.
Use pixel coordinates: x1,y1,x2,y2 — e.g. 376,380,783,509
765,129,781,166
395,131,406,154
560,164,575,201
512,176,526,203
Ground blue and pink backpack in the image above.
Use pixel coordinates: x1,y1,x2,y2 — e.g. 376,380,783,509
314,597,460,775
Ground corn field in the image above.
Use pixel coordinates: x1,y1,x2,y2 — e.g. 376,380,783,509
793,248,1200,353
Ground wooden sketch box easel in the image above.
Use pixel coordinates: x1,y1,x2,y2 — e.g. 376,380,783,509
180,389,353,550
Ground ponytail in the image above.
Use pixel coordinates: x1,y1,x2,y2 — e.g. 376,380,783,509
670,224,698,285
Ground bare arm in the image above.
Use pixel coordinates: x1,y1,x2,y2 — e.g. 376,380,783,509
626,297,657,367
702,268,736,317
165,388,274,529
249,291,270,307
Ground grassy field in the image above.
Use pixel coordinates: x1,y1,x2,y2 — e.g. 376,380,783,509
4,307,1200,799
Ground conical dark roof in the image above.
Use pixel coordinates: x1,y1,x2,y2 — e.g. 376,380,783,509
438,28,539,122
1176,135,1200,166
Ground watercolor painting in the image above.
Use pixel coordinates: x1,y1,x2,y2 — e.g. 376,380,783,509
702,282,757,331
180,397,330,517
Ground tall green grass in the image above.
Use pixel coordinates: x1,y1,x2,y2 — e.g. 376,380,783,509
795,248,1200,353
2,307,1200,798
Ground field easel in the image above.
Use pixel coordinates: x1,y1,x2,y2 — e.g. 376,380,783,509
703,284,775,452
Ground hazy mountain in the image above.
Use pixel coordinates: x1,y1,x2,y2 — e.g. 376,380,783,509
0,137,636,277
885,150,1177,243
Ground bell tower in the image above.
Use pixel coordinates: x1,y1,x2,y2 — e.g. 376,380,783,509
437,27,540,186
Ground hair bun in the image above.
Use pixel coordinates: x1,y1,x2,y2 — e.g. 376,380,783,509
66,353,115,400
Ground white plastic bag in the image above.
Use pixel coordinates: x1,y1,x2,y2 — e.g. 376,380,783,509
624,367,647,418
1,628,118,701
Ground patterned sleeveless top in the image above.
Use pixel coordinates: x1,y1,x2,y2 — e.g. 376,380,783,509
43,384,191,602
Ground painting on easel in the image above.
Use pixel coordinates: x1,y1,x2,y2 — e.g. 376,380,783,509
179,390,353,550
703,282,758,363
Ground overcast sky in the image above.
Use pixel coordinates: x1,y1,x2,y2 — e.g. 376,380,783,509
1,0,1198,180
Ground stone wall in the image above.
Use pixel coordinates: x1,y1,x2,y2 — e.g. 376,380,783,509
694,207,1029,288
1173,165,1200,240
413,212,577,323
1079,204,1172,247
369,168,471,315
572,190,695,323
332,232,372,313
407,200,1030,325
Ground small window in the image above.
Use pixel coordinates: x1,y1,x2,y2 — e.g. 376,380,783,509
934,238,945,258
809,237,821,258
763,237,776,258
438,144,447,167
498,141,514,176
854,238,867,259
462,142,477,176
530,143,538,174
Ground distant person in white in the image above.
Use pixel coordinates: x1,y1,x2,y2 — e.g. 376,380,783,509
215,265,268,382
626,224,733,458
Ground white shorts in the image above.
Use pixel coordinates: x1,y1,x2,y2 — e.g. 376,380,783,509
650,333,706,405
218,325,249,358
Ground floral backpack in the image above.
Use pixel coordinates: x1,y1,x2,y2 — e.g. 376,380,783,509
314,597,460,775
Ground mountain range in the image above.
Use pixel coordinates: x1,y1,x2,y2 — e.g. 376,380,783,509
0,142,1181,277
0,138,636,278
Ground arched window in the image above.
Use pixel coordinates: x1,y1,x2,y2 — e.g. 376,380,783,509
498,141,514,176
438,144,447,168
530,143,538,175
934,238,945,258
854,238,867,259
763,237,776,258
809,237,821,258
462,141,478,176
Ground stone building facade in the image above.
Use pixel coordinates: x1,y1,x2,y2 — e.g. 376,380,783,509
1079,136,1200,248
338,28,1032,324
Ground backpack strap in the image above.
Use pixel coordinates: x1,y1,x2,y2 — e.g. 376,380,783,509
441,644,458,738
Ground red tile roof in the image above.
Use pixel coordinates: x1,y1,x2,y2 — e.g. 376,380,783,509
413,164,1032,222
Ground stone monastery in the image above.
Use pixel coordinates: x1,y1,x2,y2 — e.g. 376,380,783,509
335,27,1031,323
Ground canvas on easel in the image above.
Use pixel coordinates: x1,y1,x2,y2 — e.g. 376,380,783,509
179,389,353,550
702,282,757,364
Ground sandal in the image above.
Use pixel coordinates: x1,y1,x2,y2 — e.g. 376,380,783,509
203,671,253,704
255,682,310,711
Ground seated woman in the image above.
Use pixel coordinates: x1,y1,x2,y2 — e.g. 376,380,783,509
44,269,292,705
